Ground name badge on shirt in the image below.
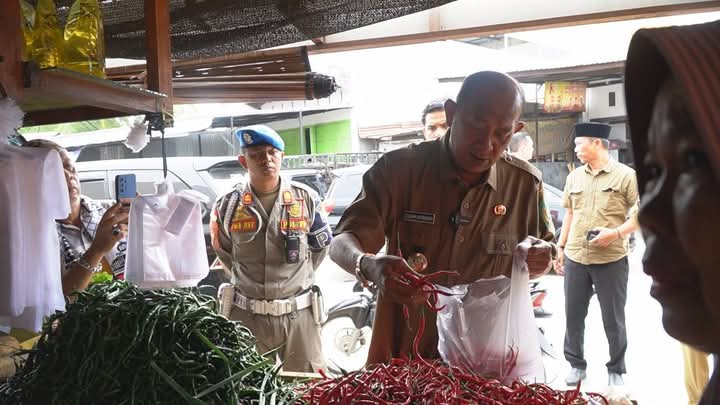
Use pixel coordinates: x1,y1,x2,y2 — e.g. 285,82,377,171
402,210,436,225
280,218,308,232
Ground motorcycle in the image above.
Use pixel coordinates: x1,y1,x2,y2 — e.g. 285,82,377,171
320,282,376,374
321,279,559,375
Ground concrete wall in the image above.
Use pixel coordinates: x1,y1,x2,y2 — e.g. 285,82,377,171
587,83,626,120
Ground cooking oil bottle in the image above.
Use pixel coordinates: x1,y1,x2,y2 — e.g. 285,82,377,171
20,0,35,61
62,0,105,78
31,0,63,68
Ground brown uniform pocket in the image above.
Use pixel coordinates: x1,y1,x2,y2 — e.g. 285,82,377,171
599,186,625,215
568,188,584,210
485,232,519,256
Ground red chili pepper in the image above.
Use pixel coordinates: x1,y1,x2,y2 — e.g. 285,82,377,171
301,268,608,405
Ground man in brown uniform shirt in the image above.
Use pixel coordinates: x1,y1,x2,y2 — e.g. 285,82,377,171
556,122,639,387
330,71,556,365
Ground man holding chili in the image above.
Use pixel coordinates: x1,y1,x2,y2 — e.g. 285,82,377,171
329,71,556,364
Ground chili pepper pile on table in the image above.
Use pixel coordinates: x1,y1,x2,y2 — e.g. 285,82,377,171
301,269,609,404
0,281,294,405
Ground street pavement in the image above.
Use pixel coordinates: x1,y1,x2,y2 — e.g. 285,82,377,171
314,234,699,404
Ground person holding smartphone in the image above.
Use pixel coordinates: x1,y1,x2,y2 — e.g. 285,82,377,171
24,139,131,295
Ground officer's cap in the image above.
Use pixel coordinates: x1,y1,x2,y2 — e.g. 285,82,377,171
236,125,285,151
574,122,611,139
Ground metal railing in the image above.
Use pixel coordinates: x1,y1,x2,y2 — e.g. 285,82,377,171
282,152,383,170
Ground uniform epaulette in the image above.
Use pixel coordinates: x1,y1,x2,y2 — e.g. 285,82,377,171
502,153,542,182
290,179,320,200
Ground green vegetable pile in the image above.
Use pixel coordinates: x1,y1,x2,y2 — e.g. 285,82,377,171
0,281,295,404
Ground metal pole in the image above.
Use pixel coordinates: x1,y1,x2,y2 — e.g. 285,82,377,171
535,83,540,161
299,111,305,154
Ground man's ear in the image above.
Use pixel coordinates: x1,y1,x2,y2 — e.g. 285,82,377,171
238,154,248,169
514,121,526,133
444,99,457,127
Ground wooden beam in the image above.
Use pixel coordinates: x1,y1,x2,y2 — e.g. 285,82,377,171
144,0,173,121
0,0,24,100
23,106,135,126
22,67,163,114
308,1,720,54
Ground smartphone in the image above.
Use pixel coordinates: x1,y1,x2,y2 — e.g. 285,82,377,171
115,174,137,203
586,229,600,241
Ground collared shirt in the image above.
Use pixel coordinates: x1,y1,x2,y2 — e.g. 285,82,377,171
334,134,554,364
211,176,332,300
562,159,639,265
57,197,127,277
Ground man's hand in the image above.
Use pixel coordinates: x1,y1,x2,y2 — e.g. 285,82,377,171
525,236,553,279
589,226,620,247
555,247,565,275
362,255,429,305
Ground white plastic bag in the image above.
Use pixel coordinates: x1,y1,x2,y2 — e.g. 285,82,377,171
436,238,544,383
125,181,210,288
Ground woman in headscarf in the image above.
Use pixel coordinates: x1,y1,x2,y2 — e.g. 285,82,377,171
24,139,130,296
624,20,720,404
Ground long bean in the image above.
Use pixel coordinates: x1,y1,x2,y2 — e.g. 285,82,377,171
0,281,294,405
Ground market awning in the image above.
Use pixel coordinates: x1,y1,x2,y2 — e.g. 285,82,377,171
53,0,457,60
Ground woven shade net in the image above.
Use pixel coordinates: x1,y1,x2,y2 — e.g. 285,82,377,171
50,0,456,60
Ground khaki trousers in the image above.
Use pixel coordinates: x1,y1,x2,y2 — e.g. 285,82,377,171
229,306,324,372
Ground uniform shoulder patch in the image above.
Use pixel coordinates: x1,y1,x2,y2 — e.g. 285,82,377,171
502,153,542,182
290,180,321,202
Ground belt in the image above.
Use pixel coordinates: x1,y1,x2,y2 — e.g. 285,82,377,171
233,289,312,316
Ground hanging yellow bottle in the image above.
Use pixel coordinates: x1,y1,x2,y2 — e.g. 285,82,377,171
31,0,63,69
62,0,105,78
20,0,36,61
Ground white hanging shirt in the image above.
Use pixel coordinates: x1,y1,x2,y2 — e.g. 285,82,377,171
125,182,209,288
0,145,70,331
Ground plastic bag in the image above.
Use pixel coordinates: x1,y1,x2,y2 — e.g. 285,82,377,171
436,237,544,383
124,181,210,288
62,0,105,78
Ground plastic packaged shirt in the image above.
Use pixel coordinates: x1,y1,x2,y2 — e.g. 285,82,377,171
0,145,69,331
31,0,63,69
436,238,544,383
62,0,105,78
124,181,210,289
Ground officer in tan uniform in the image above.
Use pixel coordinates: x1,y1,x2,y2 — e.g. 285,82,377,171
211,125,332,372
329,71,556,365
555,122,639,387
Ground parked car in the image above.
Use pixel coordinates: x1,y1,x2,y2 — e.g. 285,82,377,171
542,183,565,241
75,156,329,264
320,165,372,229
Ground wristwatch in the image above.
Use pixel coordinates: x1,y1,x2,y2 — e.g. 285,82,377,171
75,255,103,273
354,253,374,288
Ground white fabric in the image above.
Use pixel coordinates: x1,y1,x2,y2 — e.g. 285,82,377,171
125,181,209,288
0,145,70,331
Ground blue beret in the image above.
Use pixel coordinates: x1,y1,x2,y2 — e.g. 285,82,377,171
236,125,285,151
574,122,611,139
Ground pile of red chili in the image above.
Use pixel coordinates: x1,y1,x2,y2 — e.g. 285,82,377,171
300,270,609,404
303,358,607,404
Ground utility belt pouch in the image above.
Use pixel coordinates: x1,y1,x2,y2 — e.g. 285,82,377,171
310,285,326,325
217,283,235,318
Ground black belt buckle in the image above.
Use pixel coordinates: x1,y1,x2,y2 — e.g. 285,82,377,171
285,234,300,263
